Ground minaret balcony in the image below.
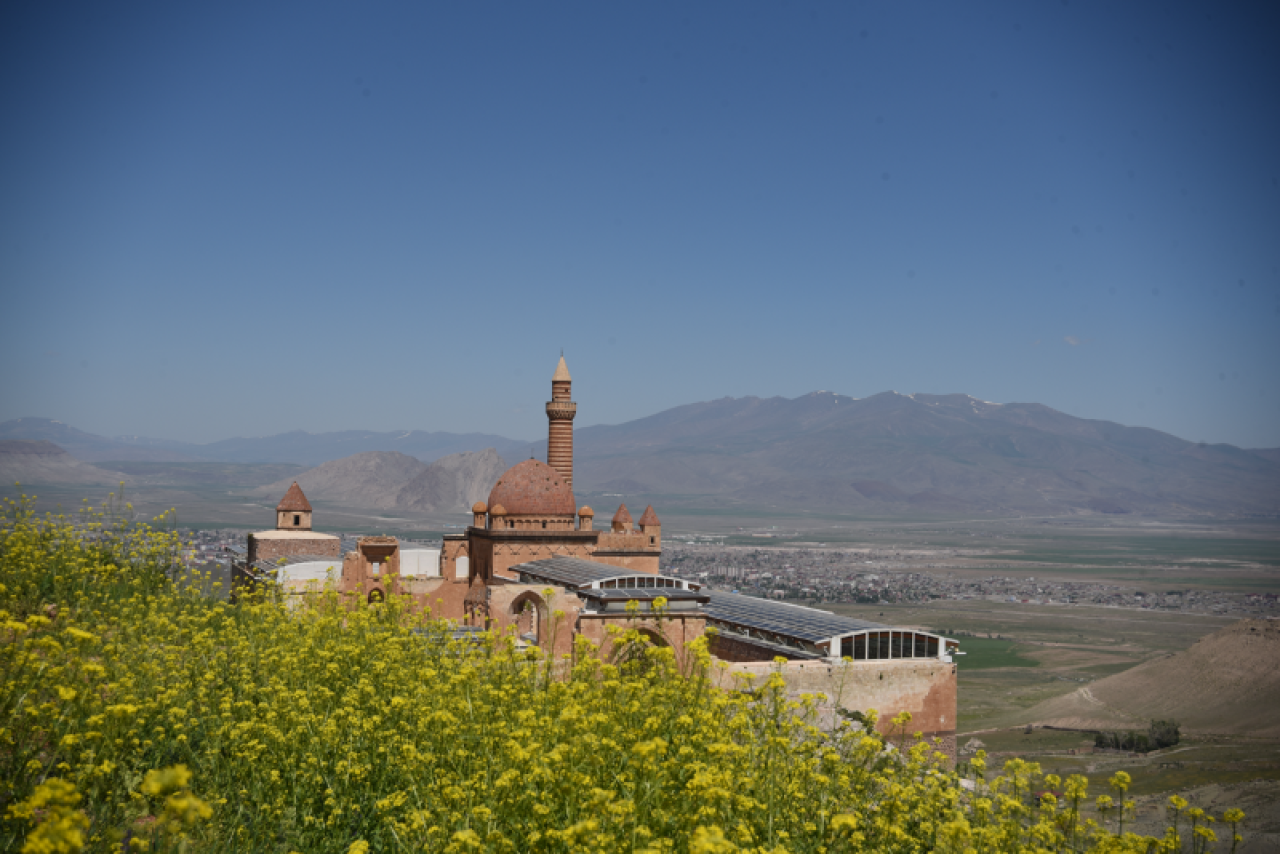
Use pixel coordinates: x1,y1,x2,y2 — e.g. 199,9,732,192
546,401,578,420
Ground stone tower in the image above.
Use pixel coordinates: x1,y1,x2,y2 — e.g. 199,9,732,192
276,482,313,531
546,355,577,492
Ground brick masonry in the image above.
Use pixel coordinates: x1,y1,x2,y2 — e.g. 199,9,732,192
247,535,340,565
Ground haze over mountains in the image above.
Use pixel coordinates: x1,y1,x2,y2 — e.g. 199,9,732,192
0,440,130,486
5,390,1279,518
0,418,528,466
253,449,508,515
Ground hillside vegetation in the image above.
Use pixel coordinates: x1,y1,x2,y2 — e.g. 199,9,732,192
0,495,1243,852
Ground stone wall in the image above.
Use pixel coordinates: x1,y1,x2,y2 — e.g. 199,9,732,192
441,536,469,582
275,510,312,531
718,657,958,766
587,551,660,574
486,583,583,658
707,632,808,662
247,534,340,565
575,612,707,670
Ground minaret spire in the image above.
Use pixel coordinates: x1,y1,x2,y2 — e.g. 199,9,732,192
546,354,576,491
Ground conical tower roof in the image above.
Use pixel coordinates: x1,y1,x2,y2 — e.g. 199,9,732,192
276,481,312,512
552,355,571,382
638,505,660,526
612,503,633,525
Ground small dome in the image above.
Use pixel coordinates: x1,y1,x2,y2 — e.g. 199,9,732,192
578,505,594,517
471,501,488,513
490,504,507,516
487,459,576,517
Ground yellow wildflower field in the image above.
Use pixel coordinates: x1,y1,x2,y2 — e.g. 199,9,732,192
0,495,1242,852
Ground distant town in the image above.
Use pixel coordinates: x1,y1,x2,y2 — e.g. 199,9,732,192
180,527,1278,619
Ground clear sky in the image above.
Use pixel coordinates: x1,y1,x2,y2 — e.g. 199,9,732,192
2,2,1277,448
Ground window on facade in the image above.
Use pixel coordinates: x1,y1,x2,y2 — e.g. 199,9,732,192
542,521,547,529
293,514,301,526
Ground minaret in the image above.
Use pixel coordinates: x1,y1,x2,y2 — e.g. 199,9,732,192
546,354,577,492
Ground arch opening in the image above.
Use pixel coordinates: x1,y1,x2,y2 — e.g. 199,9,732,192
509,591,548,646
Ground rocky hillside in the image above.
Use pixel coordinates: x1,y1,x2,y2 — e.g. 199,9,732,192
395,449,509,514
256,449,508,514
1025,619,1280,737
257,451,427,509
0,441,129,484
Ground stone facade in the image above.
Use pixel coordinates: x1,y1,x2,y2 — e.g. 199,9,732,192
246,530,340,565
720,658,959,765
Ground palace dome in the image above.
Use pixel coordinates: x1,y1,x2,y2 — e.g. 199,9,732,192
487,459,576,517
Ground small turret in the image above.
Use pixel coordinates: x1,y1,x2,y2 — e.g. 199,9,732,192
638,505,661,548
276,482,313,531
611,504,633,533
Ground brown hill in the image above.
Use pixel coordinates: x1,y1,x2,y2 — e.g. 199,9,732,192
395,449,509,514
0,441,129,485
256,449,509,515
256,451,428,509
1024,619,1280,737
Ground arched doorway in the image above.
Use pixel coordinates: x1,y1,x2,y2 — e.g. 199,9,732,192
368,588,385,604
636,627,668,647
509,591,547,646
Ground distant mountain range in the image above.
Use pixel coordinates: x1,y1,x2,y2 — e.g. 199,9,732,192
5,392,1279,518
0,440,130,485
0,418,530,466
561,392,1280,518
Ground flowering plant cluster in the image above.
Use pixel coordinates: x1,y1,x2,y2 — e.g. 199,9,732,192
1,493,1244,853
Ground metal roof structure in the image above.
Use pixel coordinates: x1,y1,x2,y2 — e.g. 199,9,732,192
509,557,707,611
511,556,617,587
711,626,826,660
510,556,699,592
702,590,889,644
507,558,951,659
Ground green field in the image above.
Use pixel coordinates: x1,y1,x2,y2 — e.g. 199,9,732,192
954,637,1040,670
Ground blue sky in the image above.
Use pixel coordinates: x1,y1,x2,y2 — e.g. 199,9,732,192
2,1,1277,447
